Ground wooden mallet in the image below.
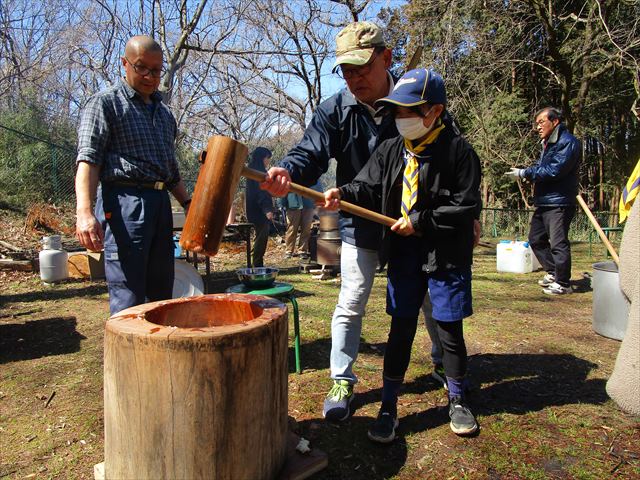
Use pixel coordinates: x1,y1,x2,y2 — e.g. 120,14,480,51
179,135,397,256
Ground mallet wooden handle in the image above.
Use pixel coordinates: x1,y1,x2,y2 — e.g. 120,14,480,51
576,194,620,265
242,166,397,227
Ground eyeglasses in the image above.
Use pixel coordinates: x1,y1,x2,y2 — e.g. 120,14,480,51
337,52,379,80
124,57,166,78
534,118,549,127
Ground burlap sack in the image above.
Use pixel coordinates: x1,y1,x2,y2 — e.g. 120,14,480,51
606,200,640,415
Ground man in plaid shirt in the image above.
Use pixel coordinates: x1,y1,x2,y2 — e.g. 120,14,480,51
74,35,191,315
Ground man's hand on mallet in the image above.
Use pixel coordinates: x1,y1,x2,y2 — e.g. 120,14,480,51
260,167,291,197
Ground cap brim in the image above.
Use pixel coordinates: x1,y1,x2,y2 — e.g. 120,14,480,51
332,48,375,72
374,95,428,108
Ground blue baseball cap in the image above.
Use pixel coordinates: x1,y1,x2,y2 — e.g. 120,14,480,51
375,68,447,109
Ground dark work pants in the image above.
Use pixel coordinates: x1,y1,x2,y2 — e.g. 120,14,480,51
96,185,174,315
251,222,269,267
384,316,467,381
528,206,575,287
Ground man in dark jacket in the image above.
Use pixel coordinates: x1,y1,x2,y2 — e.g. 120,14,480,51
260,21,400,421
245,147,274,267
505,107,581,295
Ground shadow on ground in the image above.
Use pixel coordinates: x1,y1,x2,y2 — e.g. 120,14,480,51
0,316,86,363
353,352,606,418
294,351,607,479
0,282,106,305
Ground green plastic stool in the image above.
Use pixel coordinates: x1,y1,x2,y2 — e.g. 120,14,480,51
226,282,302,374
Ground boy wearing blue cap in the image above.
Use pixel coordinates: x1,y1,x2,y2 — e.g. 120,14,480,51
324,68,482,442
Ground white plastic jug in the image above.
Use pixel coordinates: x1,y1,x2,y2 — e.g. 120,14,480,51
496,240,537,274
39,235,68,284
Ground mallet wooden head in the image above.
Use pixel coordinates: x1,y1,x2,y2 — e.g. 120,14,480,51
179,135,248,256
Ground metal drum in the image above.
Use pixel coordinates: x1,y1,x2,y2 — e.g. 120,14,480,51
316,211,340,266
316,238,341,266
318,210,339,232
592,261,630,340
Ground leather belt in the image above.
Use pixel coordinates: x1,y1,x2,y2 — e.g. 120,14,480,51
108,180,167,190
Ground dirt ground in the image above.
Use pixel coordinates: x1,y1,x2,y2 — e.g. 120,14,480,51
1,221,639,479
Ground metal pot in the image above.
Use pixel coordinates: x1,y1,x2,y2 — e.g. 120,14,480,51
319,211,339,231
592,261,629,340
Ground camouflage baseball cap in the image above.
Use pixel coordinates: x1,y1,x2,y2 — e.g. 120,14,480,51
333,21,386,72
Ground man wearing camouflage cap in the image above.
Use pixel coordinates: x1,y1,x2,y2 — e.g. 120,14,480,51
260,21,399,421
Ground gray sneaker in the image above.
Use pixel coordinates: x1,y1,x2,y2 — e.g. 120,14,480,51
543,281,572,295
322,380,354,421
538,273,555,286
449,395,478,435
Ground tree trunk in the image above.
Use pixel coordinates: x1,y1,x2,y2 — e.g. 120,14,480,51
599,155,604,210
103,294,289,480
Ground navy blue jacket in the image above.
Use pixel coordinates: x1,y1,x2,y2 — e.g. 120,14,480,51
523,124,581,206
278,87,398,250
339,115,481,272
245,148,274,226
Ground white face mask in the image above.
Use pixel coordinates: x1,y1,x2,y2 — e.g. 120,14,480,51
395,113,434,140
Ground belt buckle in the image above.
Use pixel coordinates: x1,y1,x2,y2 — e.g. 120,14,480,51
154,181,165,190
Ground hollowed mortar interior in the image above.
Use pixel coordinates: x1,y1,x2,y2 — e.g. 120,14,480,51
144,296,266,329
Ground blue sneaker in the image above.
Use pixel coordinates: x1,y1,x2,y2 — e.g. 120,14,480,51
323,380,354,421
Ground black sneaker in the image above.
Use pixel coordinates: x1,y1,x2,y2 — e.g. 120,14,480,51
448,395,478,435
367,406,399,444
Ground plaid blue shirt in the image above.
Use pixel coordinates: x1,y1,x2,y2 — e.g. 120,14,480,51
76,79,180,189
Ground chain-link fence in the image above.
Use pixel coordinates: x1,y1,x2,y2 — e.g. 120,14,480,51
0,124,200,210
481,207,620,242
0,124,77,208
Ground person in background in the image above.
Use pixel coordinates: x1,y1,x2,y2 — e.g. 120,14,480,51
297,181,323,259
281,191,304,258
74,35,190,315
505,107,581,295
324,68,481,442
245,147,274,268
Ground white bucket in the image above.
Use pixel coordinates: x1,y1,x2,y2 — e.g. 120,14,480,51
39,236,68,284
497,240,538,274
592,261,629,340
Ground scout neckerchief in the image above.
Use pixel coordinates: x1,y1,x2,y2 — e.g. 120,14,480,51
401,119,445,220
